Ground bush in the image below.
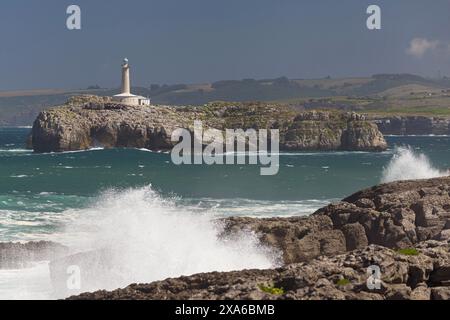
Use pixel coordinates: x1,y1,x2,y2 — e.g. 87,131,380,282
336,278,351,286
397,248,419,256
258,284,284,295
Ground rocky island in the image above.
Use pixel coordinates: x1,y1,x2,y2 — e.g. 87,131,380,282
2,176,450,300
30,96,387,153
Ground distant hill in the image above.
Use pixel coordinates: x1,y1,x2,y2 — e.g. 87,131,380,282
2,74,450,126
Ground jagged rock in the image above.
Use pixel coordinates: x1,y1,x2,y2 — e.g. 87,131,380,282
222,215,345,264
68,241,450,300
385,284,412,300
222,177,450,265
316,177,450,250
429,264,450,286
431,287,450,300
410,284,431,300
31,97,387,153
341,223,369,250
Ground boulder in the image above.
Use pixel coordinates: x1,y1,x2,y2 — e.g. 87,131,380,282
431,287,450,300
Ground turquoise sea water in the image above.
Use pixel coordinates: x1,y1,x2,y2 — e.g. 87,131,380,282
1,127,450,242
1,127,450,299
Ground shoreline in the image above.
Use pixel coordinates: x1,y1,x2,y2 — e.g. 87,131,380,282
2,176,450,300
68,175,450,300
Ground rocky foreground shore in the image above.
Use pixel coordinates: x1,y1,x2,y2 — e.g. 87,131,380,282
66,176,450,300
68,241,450,300
1,177,450,300
31,96,387,153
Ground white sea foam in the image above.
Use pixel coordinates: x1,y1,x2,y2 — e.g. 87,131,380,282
169,198,332,219
63,186,279,286
0,262,52,300
33,147,105,156
10,174,30,178
0,149,29,153
222,151,387,156
381,146,448,183
0,186,282,299
384,134,450,137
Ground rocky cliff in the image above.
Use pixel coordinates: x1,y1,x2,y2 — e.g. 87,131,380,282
62,176,450,300
31,96,387,153
224,176,450,265
372,115,450,135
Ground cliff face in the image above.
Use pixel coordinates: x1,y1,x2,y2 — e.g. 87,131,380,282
67,176,450,300
372,116,450,135
31,96,387,153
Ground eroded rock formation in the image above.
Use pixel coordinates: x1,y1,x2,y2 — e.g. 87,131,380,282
4,177,450,300
69,240,450,300
223,177,450,264
31,96,387,153
65,176,450,300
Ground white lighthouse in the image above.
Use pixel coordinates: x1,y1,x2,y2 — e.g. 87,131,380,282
112,58,150,106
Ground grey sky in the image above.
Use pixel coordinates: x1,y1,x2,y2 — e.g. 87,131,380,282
1,0,450,90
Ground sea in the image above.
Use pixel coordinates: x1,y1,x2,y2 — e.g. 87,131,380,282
0,127,449,299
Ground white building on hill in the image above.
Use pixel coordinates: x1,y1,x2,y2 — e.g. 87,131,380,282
113,58,150,106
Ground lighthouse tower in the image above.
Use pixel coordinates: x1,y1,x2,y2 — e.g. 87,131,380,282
121,58,131,95
112,58,150,106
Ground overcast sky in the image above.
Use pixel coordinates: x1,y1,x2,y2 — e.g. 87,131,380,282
1,0,450,90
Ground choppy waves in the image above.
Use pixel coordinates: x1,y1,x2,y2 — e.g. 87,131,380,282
183,197,334,217
0,149,30,153
0,186,287,298
381,146,449,183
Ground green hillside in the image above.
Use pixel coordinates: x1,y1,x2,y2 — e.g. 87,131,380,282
2,74,450,126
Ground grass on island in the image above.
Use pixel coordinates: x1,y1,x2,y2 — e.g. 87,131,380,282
336,278,351,286
274,95,450,117
396,248,420,256
258,284,285,295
